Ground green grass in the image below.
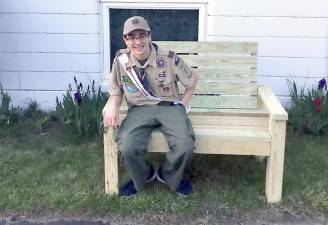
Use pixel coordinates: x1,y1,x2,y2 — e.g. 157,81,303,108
283,133,328,212
0,122,328,218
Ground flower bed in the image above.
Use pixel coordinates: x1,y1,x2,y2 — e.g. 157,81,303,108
288,78,328,135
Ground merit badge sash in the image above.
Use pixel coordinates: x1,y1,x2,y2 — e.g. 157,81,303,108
117,54,162,101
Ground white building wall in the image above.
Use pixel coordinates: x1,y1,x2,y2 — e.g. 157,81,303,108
1,0,328,109
0,0,102,109
207,0,328,106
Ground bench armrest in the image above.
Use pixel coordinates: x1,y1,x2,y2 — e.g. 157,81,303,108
258,86,288,121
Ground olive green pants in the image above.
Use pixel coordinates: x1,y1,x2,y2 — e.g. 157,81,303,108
117,104,195,192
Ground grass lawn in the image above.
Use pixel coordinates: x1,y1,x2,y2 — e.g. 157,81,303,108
0,121,328,222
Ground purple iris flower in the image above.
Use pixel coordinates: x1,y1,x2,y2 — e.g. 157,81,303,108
74,91,82,105
318,78,327,90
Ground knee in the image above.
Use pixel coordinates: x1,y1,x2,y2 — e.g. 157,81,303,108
118,136,146,161
118,139,135,159
174,136,195,156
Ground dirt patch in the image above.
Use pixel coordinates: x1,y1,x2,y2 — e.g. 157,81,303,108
1,206,327,225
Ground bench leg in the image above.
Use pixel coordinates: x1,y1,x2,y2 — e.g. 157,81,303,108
266,120,286,203
104,127,119,195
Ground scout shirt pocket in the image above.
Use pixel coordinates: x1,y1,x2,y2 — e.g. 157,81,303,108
155,71,174,97
121,74,142,98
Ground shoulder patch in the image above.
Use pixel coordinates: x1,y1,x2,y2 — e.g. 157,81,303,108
168,51,175,59
157,58,167,68
115,49,127,58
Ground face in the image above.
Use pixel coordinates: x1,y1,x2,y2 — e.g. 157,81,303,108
124,29,151,60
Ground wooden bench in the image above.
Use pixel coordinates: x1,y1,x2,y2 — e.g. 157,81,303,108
103,41,288,203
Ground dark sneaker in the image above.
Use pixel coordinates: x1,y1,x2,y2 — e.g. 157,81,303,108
156,167,166,184
120,165,156,197
176,179,192,197
120,180,137,197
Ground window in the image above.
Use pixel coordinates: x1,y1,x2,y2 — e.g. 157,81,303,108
101,0,207,79
109,9,199,64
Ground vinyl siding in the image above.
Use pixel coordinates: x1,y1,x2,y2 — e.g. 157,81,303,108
0,0,101,109
1,0,327,109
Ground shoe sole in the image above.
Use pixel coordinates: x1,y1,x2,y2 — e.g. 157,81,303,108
176,192,190,197
156,173,166,184
146,170,157,183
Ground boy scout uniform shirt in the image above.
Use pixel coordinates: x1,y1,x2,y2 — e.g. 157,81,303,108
109,43,194,106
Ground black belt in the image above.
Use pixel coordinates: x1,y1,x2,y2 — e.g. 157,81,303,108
157,101,175,106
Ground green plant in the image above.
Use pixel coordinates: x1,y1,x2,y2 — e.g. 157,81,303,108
287,78,328,135
24,100,44,120
23,100,54,135
55,77,108,138
36,115,50,135
0,85,22,127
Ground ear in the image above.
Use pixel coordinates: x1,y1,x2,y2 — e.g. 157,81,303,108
123,36,130,46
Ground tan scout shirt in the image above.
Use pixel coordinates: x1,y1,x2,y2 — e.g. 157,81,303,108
109,43,194,106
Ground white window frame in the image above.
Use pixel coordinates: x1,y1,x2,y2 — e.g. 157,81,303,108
100,0,208,82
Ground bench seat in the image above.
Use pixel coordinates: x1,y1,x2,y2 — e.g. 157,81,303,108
117,108,271,155
148,127,270,155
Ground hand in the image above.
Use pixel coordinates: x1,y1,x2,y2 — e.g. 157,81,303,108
177,101,191,114
103,105,120,128
180,100,188,108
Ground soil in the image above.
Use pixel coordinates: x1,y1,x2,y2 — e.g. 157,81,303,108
1,207,327,225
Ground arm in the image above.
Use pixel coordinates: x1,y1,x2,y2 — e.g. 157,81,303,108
103,56,124,128
103,95,123,128
180,71,199,107
172,53,199,107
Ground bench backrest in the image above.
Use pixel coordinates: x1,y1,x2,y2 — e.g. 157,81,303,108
155,41,258,109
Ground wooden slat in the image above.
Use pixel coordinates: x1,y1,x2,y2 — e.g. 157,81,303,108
194,67,256,81
190,115,268,126
188,108,268,116
195,127,269,141
155,41,257,55
147,128,270,156
180,54,256,69
190,95,258,109
179,82,258,95
118,114,269,127
118,106,269,116
193,125,268,131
